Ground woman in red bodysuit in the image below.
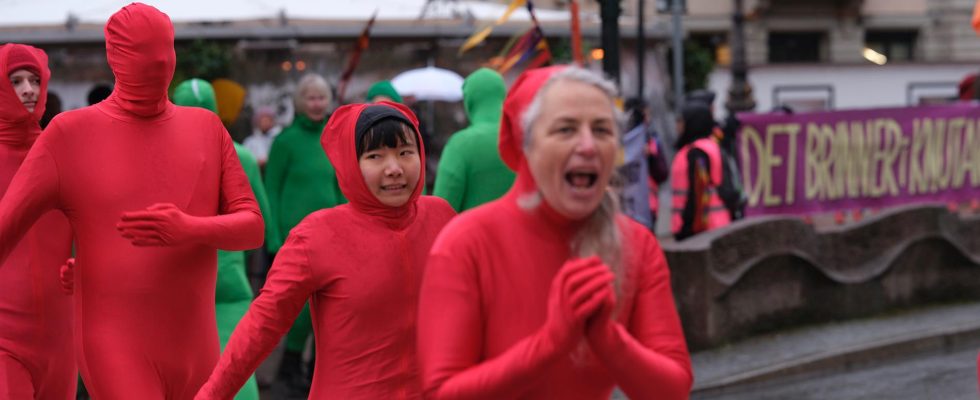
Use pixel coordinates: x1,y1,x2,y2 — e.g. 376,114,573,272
195,102,455,399
417,66,693,399
0,4,263,398
0,44,75,400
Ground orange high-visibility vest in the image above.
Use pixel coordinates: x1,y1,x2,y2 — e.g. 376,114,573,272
670,137,731,235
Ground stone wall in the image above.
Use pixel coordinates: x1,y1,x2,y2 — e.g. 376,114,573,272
663,204,980,350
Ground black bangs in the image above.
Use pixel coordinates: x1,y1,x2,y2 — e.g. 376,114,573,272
356,117,419,157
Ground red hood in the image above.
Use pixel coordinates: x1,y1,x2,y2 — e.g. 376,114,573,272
0,44,48,148
322,101,425,228
103,2,176,118
498,65,566,172
498,65,568,201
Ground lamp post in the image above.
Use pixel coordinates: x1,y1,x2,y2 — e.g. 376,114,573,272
670,0,685,110
725,0,756,114
637,0,645,99
600,0,621,85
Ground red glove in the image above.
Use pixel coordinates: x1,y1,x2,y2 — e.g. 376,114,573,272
544,256,615,354
117,203,197,246
116,202,262,250
59,258,75,295
585,280,617,346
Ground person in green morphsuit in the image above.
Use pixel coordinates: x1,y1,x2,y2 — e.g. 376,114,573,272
171,78,269,400
265,74,346,252
264,73,346,395
433,68,515,212
366,80,403,103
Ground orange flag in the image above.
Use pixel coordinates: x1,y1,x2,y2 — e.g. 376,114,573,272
570,0,583,65
337,11,378,102
973,0,980,34
459,0,526,54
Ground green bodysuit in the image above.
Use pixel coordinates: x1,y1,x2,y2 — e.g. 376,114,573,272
433,68,515,212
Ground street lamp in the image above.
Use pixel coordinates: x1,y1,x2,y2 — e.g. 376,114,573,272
599,0,621,85
725,0,756,115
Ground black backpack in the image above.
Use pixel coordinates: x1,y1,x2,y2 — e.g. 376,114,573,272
715,145,747,220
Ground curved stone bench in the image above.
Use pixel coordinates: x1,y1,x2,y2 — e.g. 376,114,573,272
662,204,980,350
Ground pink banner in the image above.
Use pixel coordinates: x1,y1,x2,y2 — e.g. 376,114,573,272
738,103,980,216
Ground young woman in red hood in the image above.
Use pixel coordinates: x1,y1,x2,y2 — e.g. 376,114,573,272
0,43,76,399
417,66,693,399
195,101,456,399
0,3,263,398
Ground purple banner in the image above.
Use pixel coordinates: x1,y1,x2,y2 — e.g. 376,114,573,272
738,103,980,216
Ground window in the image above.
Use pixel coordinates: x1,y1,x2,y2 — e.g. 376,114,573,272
865,30,917,62
768,31,826,63
773,85,834,112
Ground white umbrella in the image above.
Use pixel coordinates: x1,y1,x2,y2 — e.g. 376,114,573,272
392,66,465,102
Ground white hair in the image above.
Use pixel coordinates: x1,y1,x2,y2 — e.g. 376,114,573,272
293,73,333,114
520,66,624,149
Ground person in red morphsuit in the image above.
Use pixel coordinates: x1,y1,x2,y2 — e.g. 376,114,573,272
195,102,455,399
0,3,263,398
417,66,693,399
0,44,75,399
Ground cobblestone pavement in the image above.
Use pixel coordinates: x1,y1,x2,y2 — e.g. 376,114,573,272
692,302,980,389
693,346,978,400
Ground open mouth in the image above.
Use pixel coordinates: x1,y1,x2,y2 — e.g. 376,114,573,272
565,170,598,189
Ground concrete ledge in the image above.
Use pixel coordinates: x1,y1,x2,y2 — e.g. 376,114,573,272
664,204,980,350
691,302,980,395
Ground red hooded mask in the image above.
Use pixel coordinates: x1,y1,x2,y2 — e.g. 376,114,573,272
103,2,176,118
498,65,567,173
321,101,424,229
0,44,49,147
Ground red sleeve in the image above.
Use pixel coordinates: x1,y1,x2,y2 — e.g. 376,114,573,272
196,228,316,399
593,227,692,399
191,124,264,251
418,239,561,400
0,140,60,267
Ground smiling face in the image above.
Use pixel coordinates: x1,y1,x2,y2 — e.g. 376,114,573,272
524,79,619,220
358,125,421,208
9,69,40,113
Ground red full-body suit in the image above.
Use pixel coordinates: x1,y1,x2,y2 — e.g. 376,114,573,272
196,102,455,399
0,44,75,400
0,4,262,398
417,66,693,399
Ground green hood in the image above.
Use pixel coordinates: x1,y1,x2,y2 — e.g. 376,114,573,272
366,80,403,103
462,68,506,126
172,78,218,114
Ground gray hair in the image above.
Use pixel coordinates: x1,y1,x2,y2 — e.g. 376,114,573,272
520,66,623,148
517,66,627,300
293,73,333,114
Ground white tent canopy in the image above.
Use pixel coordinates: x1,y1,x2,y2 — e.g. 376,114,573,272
0,0,588,27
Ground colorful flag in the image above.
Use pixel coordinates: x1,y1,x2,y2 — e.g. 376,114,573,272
460,0,526,54
494,1,552,74
337,11,378,102
486,27,533,69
